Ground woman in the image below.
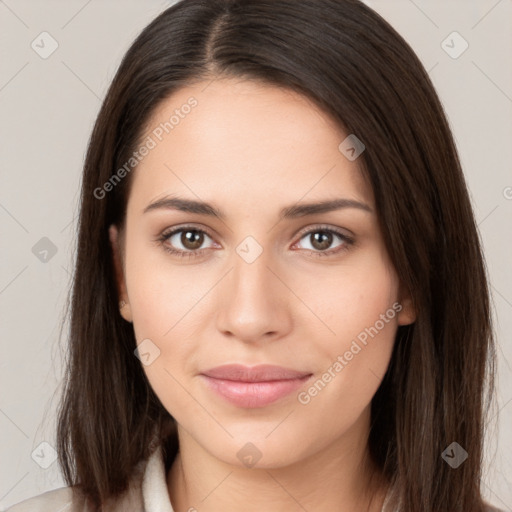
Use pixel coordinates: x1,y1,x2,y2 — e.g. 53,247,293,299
7,0,501,511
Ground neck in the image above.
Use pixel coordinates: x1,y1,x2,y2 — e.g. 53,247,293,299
167,408,389,512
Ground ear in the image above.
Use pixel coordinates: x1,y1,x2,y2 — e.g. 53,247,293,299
109,224,133,323
396,282,416,326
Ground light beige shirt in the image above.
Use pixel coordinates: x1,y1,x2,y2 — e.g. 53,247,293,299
5,446,504,512
5,446,170,512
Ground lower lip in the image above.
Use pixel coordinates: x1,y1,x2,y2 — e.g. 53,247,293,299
200,375,313,408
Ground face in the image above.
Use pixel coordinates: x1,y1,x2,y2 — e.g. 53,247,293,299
109,77,415,468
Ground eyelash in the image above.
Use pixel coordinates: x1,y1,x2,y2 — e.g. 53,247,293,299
156,224,355,260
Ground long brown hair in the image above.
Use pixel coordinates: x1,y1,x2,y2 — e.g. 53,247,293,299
56,0,496,510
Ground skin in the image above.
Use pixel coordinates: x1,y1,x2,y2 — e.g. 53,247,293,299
109,77,416,512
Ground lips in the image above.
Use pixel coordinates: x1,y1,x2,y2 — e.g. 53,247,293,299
200,364,311,382
199,364,313,408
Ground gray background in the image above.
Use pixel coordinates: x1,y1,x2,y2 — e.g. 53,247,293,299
0,0,511,510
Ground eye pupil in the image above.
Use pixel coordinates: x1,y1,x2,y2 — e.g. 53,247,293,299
182,230,204,250
311,231,333,250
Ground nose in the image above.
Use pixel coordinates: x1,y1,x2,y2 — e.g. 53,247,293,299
215,245,293,344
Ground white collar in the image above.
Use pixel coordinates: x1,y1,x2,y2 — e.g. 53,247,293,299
142,446,175,512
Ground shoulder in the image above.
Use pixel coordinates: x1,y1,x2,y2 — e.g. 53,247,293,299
5,455,148,512
4,481,145,512
3,487,84,512
485,505,506,512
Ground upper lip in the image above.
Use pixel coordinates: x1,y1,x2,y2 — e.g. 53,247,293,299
201,364,312,382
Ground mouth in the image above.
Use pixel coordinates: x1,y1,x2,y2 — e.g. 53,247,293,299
199,364,313,408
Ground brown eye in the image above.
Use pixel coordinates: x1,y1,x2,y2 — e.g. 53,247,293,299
294,227,354,258
309,231,334,251
179,229,205,250
159,226,216,257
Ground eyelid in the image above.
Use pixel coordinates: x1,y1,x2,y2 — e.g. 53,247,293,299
293,223,354,241
159,223,217,241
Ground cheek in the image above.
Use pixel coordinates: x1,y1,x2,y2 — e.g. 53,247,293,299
124,249,207,418
123,241,210,392
299,256,399,351
295,257,399,401
124,239,206,340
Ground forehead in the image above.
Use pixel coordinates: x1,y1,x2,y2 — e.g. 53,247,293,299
129,78,373,214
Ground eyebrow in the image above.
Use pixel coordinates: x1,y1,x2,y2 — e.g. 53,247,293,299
143,195,372,220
